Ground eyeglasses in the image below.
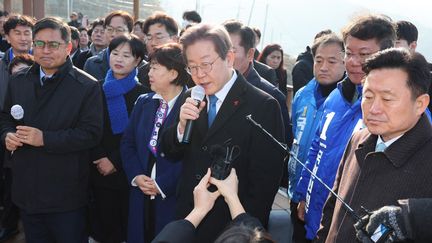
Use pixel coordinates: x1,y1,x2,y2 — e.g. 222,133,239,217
186,56,220,75
145,34,171,43
33,40,66,50
105,27,127,34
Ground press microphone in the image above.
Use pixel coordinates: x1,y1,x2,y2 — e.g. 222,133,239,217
10,104,24,125
182,85,205,144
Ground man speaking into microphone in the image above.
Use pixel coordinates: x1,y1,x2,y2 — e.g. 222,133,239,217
161,24,285,243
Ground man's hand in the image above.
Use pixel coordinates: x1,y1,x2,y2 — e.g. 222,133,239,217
5,132,23,151
178,97,206,134
16,126,44,147
134,175,159,196
297,200,306,222
354,205,409,243
93,157,117,176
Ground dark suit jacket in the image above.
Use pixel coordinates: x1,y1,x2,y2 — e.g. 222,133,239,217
245,64,292,145
253,60,278,86
121,91,184,242
161,72,285,242
318,114,432,243
74,49,93,70
0,59,103,214
84,48,109,81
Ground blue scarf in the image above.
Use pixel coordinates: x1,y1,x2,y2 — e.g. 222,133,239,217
103,68,138,134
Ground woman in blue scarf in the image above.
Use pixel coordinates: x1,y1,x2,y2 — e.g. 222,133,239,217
121,43,190,243
90,34,149,243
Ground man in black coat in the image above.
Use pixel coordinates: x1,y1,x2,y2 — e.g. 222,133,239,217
161,24,285,243
0,17,103,242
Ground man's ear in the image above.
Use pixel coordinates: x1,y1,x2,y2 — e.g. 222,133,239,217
246,48,255,62
409,41,417,52
226,50,235,68
66,42,72,55
415,93,429,116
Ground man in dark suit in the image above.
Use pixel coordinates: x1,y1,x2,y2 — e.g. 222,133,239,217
69,26,81,66
0,17,103,242
161,24,285,242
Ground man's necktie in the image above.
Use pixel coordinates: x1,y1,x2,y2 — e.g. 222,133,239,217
375,142,387,152
208,95,218,127
148,99,168,156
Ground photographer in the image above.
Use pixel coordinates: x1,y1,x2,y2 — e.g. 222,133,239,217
355,198,432,243
152,168,274,243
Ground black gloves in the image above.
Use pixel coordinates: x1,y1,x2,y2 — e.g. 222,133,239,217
354,205,411,243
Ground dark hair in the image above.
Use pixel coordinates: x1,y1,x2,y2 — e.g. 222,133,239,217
180,24,232,61
88,18,104,36
396,20,418,44
109,34,146,64
215,224,275,243
134,19,145,29
252,27,261,40
8,53,34,75
78,26,88,33
258,44,286,79
363,48,430,99
149,43,190,86
314,29,332,40
3,14,35,35
33,17,71,43
311,33,344,57
223,20,256,53
342,14,396,50
143,12,178,36
182,10,202,23
69,26,80,41
0,11,8,18
104,10,133,32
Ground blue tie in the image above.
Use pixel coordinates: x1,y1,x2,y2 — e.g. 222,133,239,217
375,142,387,152
208,95,218,127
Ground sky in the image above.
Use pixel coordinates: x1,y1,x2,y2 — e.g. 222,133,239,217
160,0,432,60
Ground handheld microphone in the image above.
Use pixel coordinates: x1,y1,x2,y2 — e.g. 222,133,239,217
10,104,24,124
182,85,205,144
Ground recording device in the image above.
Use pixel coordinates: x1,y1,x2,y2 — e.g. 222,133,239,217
11,104,24,124
182,85,205,144
209,139,240,180
245,114,393,243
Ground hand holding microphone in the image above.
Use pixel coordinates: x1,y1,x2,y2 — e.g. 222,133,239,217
6,105,24,152
180,86,206,143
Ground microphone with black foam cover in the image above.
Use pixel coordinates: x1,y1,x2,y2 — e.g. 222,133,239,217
182,85,205,144
10,104,24,125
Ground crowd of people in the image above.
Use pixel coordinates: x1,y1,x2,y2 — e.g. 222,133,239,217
0,6,429,243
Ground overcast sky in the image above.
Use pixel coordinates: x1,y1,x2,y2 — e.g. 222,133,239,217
161,0,432,60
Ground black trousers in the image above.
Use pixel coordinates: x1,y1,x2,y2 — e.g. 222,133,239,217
1,168,19,229
290,201,312,243
20,207,86,243
89,187,128,243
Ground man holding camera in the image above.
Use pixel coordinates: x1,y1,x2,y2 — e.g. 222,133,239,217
161,24,285,243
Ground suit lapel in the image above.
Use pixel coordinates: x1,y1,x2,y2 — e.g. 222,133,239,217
204,76,247,143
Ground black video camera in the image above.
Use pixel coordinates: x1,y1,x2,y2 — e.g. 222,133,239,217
209,139,240,180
